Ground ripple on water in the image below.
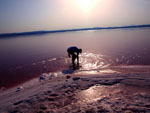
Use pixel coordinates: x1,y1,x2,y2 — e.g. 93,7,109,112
79,52,110,71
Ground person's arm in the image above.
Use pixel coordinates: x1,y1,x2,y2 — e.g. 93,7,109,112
77,53,79,63
68,53,71,58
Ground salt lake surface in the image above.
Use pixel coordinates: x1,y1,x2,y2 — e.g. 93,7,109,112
0,28,150,88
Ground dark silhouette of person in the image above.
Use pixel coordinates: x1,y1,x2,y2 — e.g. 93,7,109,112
67,46,82,66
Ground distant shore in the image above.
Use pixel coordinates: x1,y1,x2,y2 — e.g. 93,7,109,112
0,24,150,38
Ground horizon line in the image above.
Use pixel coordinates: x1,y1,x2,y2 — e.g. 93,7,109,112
0,24,150,38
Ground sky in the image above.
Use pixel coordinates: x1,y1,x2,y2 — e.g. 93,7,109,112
0,0,150,33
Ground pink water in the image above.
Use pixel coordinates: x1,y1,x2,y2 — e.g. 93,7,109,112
0,28,150,89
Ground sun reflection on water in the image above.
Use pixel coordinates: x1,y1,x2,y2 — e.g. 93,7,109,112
79,52,109,71
65,52,119,74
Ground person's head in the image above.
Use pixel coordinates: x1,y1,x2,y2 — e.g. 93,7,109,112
78,48,82,53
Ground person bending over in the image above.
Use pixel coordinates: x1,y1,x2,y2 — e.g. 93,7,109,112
67,46,82,65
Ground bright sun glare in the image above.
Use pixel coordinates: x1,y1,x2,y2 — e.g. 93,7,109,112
74,0,100,13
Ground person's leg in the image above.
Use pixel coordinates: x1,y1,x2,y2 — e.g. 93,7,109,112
72,53,77,65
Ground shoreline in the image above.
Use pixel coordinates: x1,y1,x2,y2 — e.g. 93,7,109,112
0,74,40,91
1,65,150,91
0,57,69,90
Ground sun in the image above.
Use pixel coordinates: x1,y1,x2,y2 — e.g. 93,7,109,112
74,0,99,13
77,0,94,12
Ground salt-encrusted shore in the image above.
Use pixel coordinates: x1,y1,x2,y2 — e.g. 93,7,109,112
0,66,150,113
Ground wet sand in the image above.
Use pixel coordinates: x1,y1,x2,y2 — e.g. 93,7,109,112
0,66,150,113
